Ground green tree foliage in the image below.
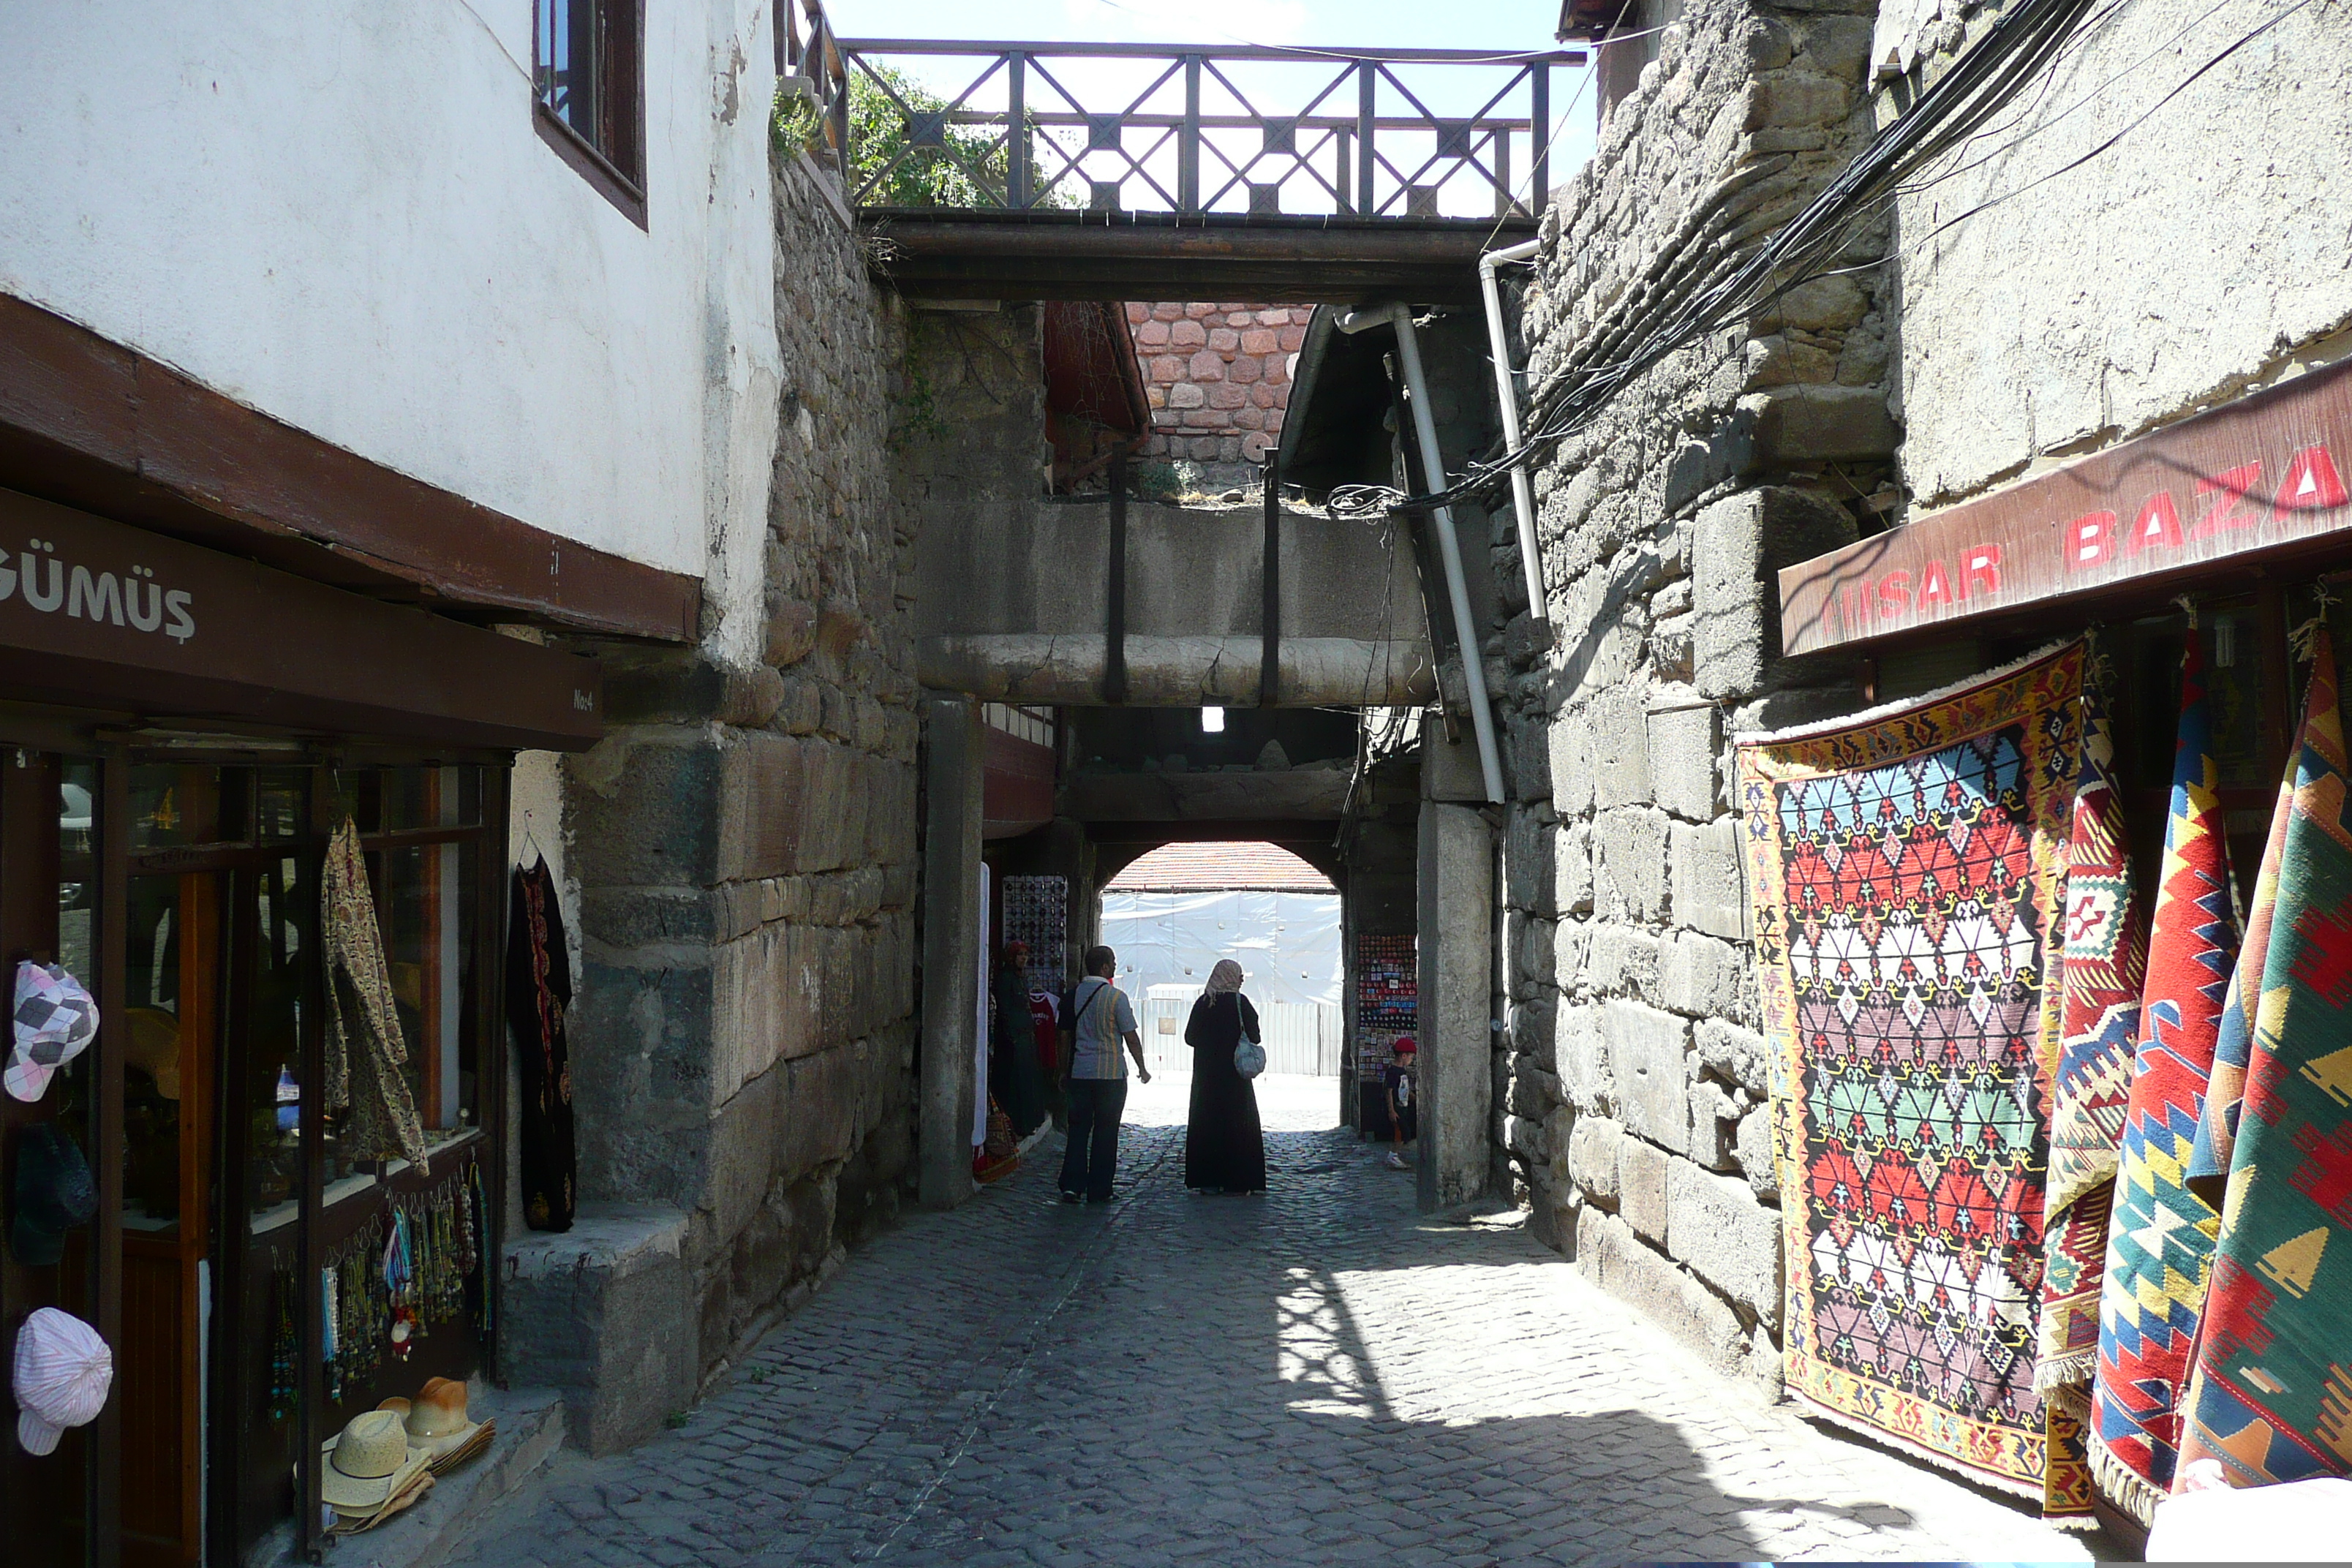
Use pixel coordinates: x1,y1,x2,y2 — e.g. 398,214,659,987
774,61,1072,209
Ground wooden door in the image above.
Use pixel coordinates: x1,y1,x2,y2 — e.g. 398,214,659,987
116,872,214,1568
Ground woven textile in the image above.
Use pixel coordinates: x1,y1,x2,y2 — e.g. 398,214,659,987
2187,712,2299,1213
2179,628,2352,1491
2091,636,2236,1523
2040,676,2149,1392
323,817,431,1175
1738,643,2082,1501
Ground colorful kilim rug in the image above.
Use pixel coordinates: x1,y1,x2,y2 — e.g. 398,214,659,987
1737,642,2083,1503
2179,627,2352,1491
2187,684,2301,1214
2040,674,2149,1387
2035,672,2146,1526
2091,633,2237,1523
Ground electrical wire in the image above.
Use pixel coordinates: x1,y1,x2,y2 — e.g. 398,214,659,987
1384,0,2147,516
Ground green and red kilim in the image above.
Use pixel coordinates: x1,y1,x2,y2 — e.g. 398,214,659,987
2091,631,2236,1523
2179,627,2352,1490
1738,642,2081,1502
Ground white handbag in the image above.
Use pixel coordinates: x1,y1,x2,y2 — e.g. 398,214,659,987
1232,997,1266,1079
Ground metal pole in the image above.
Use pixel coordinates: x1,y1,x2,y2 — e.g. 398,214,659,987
1530,61,1550,214
1261,449,1282,707
1107,447,1129,703
1480,238,1549,649
1006,52,1028,208
1338,305,1506,804
1356,62,1376,214
1180,55,1202,214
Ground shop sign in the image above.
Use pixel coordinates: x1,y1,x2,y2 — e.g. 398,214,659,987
0,488,603,748
1778,359,2352,655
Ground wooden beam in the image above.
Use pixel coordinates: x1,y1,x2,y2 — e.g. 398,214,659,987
0,293,701,643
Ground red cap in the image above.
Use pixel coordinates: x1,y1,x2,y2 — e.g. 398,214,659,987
1392,1036,1416,1054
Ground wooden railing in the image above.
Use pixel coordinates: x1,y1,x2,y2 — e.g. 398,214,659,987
779,0,1581,220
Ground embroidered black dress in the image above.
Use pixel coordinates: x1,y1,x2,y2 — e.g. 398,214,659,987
1183,991,1266,1193
506,858,577,1232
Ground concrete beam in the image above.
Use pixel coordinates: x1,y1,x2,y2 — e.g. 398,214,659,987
1416,802,1494,1212
1058,766,1350,822
919,696,985,1210
916,635,1432,707
861,213,1533,307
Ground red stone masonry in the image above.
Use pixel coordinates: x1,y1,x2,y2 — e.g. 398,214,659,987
1125,302,1314,467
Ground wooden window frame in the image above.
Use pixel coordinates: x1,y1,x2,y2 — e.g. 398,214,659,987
532,0,649,229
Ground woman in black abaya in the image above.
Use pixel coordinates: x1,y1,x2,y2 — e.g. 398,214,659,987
1183,959,1266,1194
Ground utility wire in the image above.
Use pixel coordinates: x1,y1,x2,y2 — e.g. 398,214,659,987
1351,0,2193,519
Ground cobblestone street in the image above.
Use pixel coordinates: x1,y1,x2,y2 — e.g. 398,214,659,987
449,1077,2102,1567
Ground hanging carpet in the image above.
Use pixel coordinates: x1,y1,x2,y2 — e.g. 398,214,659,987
2035,670,2148,1523
1736,642,2082,1503
2090,631,2237,1523
2179,627,2352,1492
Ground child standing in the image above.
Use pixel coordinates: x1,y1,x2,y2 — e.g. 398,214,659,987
1382,1036,1417,1171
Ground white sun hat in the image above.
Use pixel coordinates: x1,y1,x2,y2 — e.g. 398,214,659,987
12,1307,112,1455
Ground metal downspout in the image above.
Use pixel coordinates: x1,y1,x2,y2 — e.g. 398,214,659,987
1479,238,1548,649
1336,303,1507,804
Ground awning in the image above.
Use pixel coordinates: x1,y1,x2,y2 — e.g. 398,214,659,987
0,488,603,750
1778,358,2352,655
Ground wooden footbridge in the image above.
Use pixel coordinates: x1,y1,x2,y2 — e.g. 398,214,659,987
776,1,1583,302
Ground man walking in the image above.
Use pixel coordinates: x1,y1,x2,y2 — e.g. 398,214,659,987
1060,945,1147,1202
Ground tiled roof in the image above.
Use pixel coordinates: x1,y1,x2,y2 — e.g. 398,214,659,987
1103,840,1335,892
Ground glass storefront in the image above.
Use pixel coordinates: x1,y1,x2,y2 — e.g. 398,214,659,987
0,750,509,1568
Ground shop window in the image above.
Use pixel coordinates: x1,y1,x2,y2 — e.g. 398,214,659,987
2,753,507,1564
533,0,647,226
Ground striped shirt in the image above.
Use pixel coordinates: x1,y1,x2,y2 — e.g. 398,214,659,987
1067,977,1137,1080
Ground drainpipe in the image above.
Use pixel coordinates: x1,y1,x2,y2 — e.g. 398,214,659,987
1335,303,1507,805
1479,238,1549,651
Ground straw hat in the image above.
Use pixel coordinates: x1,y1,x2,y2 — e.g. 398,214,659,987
385,1377,483,1462
319,1409,428,1513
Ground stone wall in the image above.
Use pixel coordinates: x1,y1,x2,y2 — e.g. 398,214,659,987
1126,302,1312,480
1882,0,2352,512
1495,0,1887,1389
527,151,924,1443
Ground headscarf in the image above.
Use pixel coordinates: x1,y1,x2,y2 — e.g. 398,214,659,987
1204,960,1245,998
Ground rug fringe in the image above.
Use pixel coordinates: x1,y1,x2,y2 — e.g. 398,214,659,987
1788,1389,2043,1503
2085,1429,2167,1526
2035,1353,2097,1395
1734,638,2081,746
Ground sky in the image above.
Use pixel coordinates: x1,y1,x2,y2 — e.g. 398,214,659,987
817,0,1600,216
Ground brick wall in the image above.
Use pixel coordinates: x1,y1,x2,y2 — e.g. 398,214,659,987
1126,302,1312,471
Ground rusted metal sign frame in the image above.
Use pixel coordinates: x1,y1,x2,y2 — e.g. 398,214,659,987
0,489,604,750
1779,359,2352,655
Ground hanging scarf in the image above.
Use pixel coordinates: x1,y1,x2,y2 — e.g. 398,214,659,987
2090,632,2236,1521
323,816,431,1174
505,858,578,1231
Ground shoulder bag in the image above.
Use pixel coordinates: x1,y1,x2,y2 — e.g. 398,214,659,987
1232,996,1266,1079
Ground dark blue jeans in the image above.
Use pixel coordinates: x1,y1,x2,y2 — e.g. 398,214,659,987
1059,1077,1128,1199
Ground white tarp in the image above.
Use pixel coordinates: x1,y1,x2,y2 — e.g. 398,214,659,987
1101,889,1343,1075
